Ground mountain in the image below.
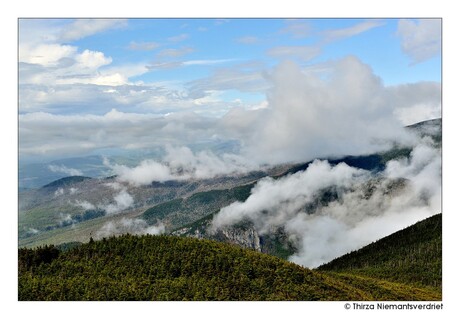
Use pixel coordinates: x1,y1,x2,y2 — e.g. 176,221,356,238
167,173,407,259
42,176,93,189
18,169,273,247
284,117,441,176
18,155,107,189
317,213,442,293
18,141,243,189
18,118,441,266
18,223,441,301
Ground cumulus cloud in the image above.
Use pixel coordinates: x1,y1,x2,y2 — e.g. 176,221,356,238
18,20,150,115
240,56,439,165
19,44,78,67
105,145,258,186
19,49,119,87
48,164,83,176
211,136,441,268
96,218,165,239
397,19,441,64
18,41,123,89
75,49,112,69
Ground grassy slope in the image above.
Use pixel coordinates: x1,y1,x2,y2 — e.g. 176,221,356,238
142,183,254,229
318,213,442,294
19,231,440,301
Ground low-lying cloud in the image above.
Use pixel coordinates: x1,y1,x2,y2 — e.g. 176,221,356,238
100,188,134,215
105,145,259,186
96,218,165,239
211,137,441,268
71,183,134,215
48,164,83,176
74,199,96,210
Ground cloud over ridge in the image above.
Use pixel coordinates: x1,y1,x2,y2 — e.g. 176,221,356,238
211,137,441,268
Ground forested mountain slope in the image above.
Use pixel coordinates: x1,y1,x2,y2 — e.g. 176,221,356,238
318,213,442,292
19,215,441,301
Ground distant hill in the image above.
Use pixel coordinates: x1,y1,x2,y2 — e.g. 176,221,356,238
318,213,442,292
42,176,93,189
18,233,440,301
19,155,107,189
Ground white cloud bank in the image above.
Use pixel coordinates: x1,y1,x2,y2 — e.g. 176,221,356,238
240,56,440,164
211,137,441,268
105,145,258,186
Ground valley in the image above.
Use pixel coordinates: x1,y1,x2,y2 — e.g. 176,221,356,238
17,118,442,300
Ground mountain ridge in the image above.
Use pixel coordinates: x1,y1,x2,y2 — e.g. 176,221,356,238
318,213,442,292
19,118,441,273
19,213,441,301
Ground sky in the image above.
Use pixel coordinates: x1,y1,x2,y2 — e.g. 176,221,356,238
18,18,442,164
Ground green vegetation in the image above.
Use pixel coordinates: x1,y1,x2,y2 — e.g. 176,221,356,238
19,205,81,237
142,183,254,229
17,119,442,301
142,198,184,223
42,176,92,189
18,234,439,301
318,213,441,293
56,241,83,252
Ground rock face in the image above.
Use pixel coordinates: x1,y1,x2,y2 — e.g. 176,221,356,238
175,219,262,252
218,227,262,251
